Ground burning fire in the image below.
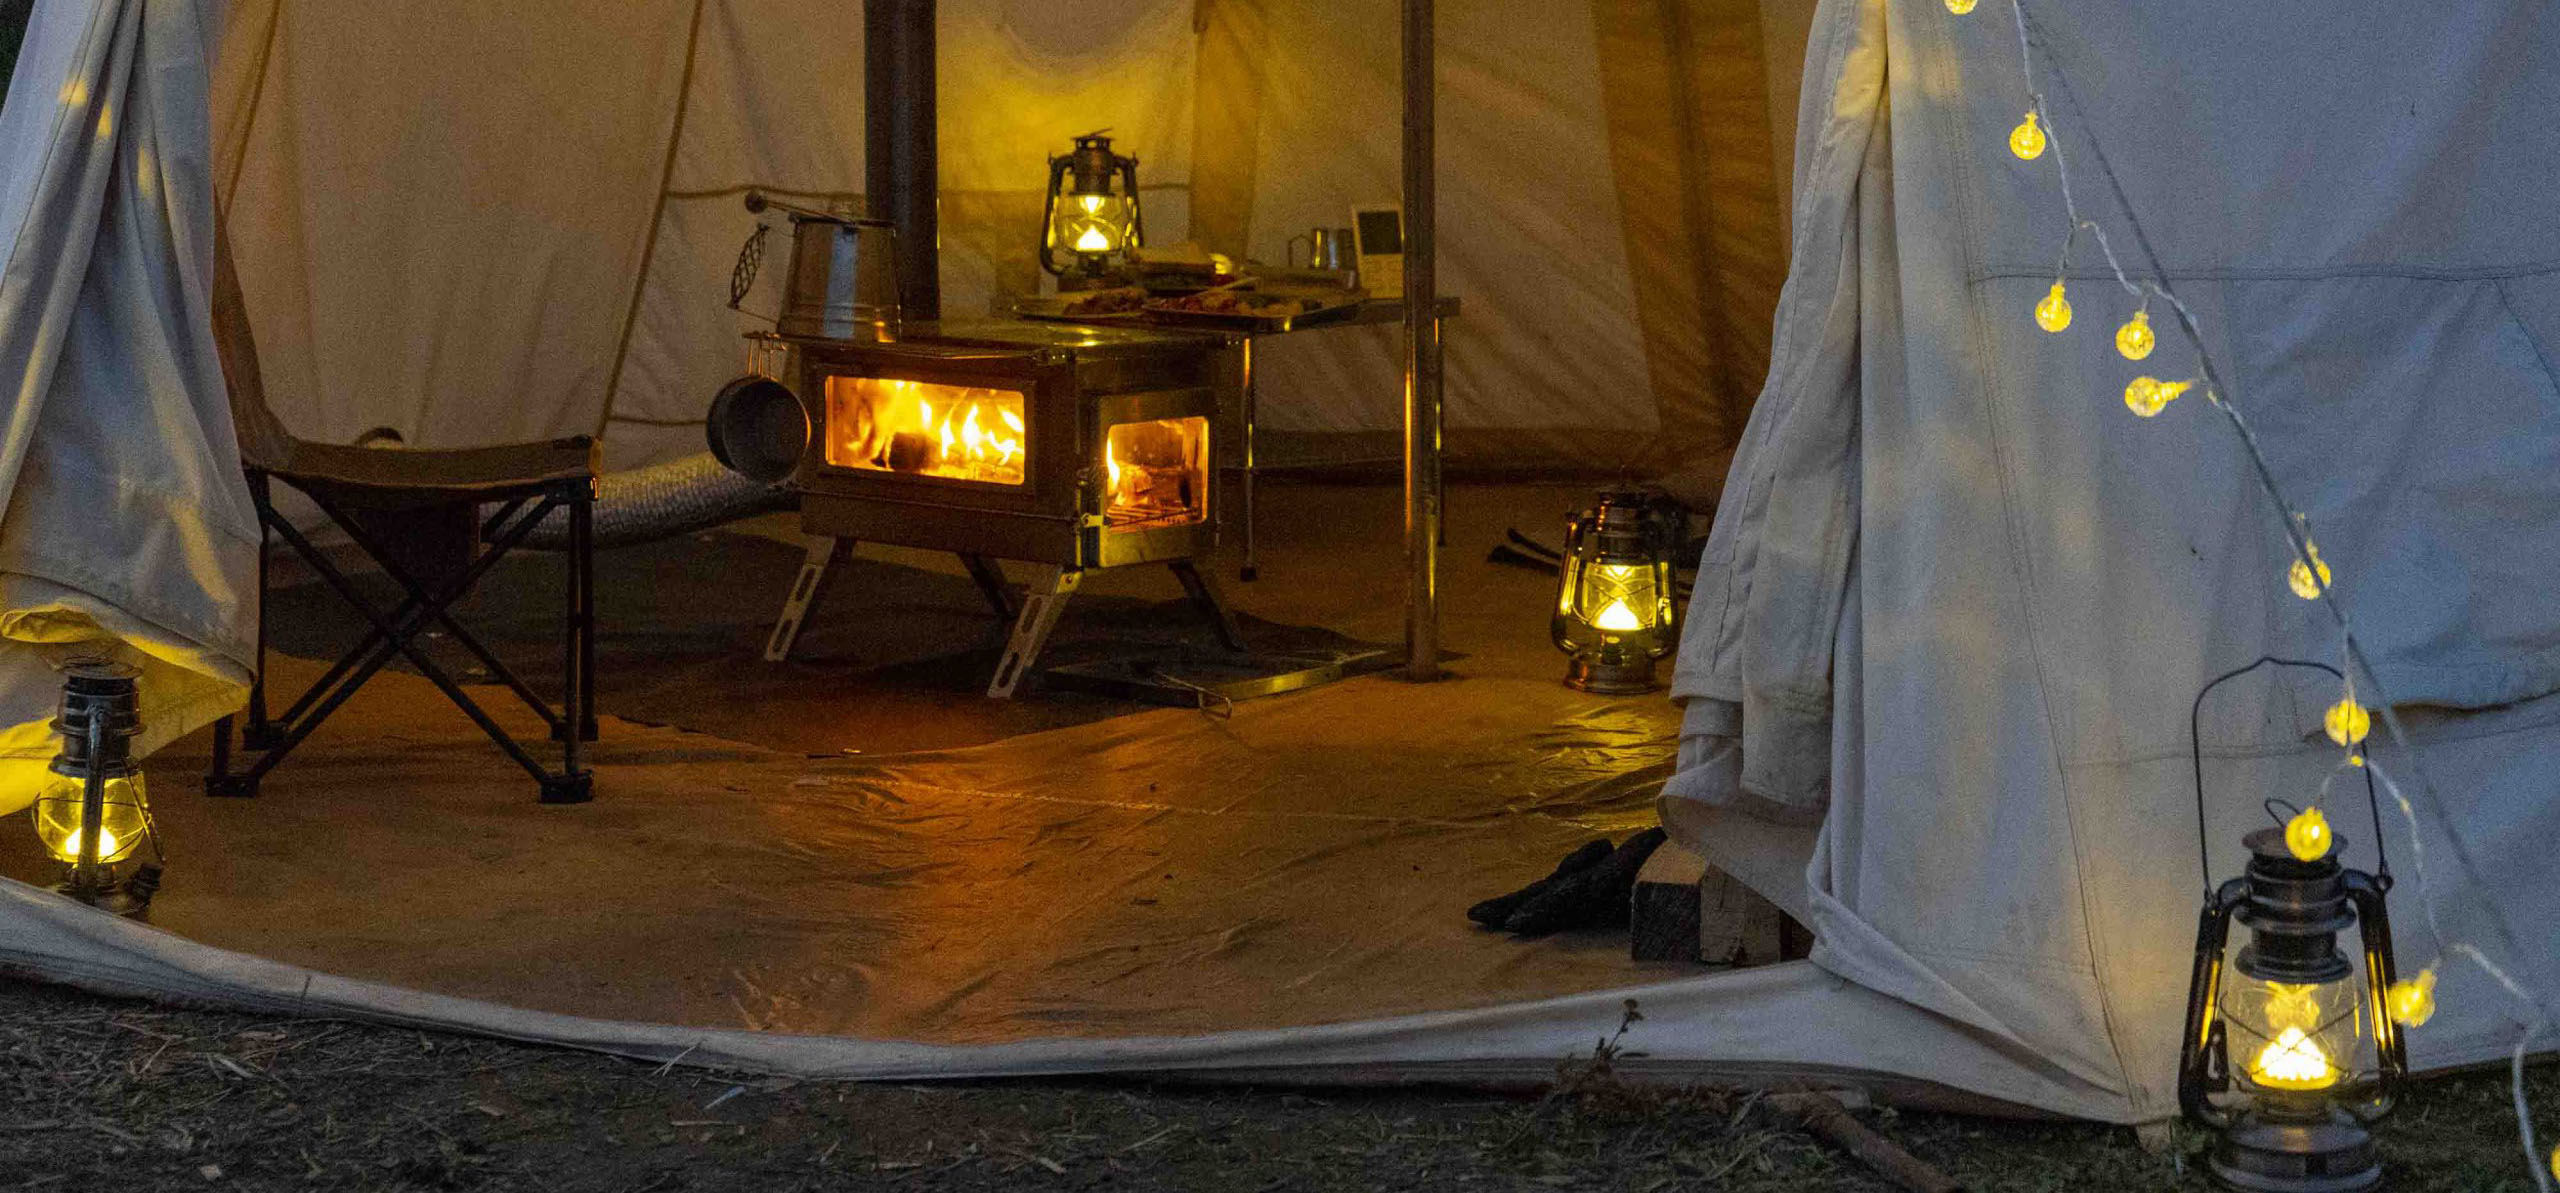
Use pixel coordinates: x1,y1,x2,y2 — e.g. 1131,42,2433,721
828,378,1026,485
1100,417,1209,530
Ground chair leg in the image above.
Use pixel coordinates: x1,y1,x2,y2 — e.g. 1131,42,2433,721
550,494,600,744
204,714,258,798
542,493,595,805
240,472,284,751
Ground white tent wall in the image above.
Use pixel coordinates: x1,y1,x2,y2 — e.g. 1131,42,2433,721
1668,0,2560,1122
209,1,695,454
0,0,255,813
206,1,1798,475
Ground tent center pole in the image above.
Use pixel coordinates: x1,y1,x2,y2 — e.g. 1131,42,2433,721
1402,0,1441,682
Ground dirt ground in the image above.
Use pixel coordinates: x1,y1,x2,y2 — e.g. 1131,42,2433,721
4,975,2553,1192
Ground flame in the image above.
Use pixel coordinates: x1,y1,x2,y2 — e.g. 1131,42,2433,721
1106,438,1123,494
1593,600,1645,632
1076,226,1112,253
2252,1027,2337,1090
54,827,122,863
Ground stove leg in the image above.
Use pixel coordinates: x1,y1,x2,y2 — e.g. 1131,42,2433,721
1170,560,1248,653
765,534,846,662
958,553,1016,620
988,565,1079,699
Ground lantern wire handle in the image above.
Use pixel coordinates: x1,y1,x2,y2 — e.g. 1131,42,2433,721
2189,656,2388,896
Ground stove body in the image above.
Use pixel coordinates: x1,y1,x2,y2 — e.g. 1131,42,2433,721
782,320,1227,569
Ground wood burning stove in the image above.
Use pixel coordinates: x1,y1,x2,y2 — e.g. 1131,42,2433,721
758,320,1241,696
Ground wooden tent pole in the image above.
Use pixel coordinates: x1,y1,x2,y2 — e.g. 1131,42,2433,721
1402,0,1442,682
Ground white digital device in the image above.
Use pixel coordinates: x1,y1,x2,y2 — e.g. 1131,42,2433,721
1350,204,1404,300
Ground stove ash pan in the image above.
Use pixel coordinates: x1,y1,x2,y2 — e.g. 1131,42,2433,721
778,322,1229,571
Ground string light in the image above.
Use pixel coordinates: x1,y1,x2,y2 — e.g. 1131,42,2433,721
2388,968,2440,1027
2288,543,2332,600
2009,111,2048,160
2282,805,2332,862
2035,281,2073,332
2004,6,2557,1185
2115,308,2155,360
2122,376,2191,418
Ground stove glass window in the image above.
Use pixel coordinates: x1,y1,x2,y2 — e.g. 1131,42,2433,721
824,377,1028,486
1103,417,1209,531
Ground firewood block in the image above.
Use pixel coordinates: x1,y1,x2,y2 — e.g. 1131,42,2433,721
1630,839,1710,962
1630,838,1799,965
1704,865,1786,966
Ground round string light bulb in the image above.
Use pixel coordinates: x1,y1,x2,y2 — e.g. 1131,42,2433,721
2116,309,2155,360
2325,698,2371,747
2034,281,2073,332
1945,0,1976,12
2009,111,2047,161
2385,968,2438,1028
2123,376,2192,418
2288,544,2332,600
2283,805,2333,862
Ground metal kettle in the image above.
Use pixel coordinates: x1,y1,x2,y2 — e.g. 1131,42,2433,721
748,192,901,342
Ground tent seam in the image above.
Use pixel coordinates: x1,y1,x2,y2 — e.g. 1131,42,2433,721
1936,0,2144,1113
595,0,711,441
2493,276,2560,391
1970,258,2560,285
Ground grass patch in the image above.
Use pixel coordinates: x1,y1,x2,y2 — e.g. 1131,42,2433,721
1,976,2551,1191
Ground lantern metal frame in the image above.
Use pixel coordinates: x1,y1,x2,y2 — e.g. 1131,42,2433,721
1550,489,1685,695
1038,130,1143,286
38,659,162,919
2180,656,2405,1193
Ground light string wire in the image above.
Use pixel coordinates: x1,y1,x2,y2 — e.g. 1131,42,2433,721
1993,1,2556,1182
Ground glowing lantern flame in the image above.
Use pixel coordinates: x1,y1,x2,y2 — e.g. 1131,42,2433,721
1593,600,1645,632
51,826,122,864
2252,1026,2337,1090
1076,226,1112,253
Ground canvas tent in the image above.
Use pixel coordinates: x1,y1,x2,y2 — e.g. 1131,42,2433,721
205,0,1807,479
0,0,254,801
4,0,2558,1132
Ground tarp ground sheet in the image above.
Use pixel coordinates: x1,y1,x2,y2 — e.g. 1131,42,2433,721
3,487,2113,1116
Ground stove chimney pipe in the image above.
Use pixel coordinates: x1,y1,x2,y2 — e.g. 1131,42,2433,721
865,0,938,321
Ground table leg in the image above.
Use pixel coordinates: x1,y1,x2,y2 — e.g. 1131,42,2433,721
1239,336,1259,582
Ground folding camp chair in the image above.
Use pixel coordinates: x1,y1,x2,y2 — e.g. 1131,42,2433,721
202,229,597,804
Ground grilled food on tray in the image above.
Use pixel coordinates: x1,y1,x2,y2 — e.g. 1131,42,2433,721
1057,286,1146,316
1147,288,1343,321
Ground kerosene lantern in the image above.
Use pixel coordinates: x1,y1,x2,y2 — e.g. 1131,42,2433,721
1039,130,1142,287
2180,815,2405,1191
1551,490,1683,694
27,660,161,918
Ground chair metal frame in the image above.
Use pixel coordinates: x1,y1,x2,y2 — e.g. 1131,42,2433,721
205,468,597,804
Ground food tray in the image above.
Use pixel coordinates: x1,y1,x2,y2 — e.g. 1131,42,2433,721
1015,307,1147,325
1134,299,1365,334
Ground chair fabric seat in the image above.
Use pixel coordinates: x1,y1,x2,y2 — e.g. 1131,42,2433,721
277,437,598,510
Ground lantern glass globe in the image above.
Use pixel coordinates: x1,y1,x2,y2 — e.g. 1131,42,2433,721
32,771,149,864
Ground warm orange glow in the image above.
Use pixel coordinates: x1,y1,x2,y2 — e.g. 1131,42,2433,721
826,377,1027,485
1101,417,1208,531
2251,1026,2338,1090
1593,600,1645,632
